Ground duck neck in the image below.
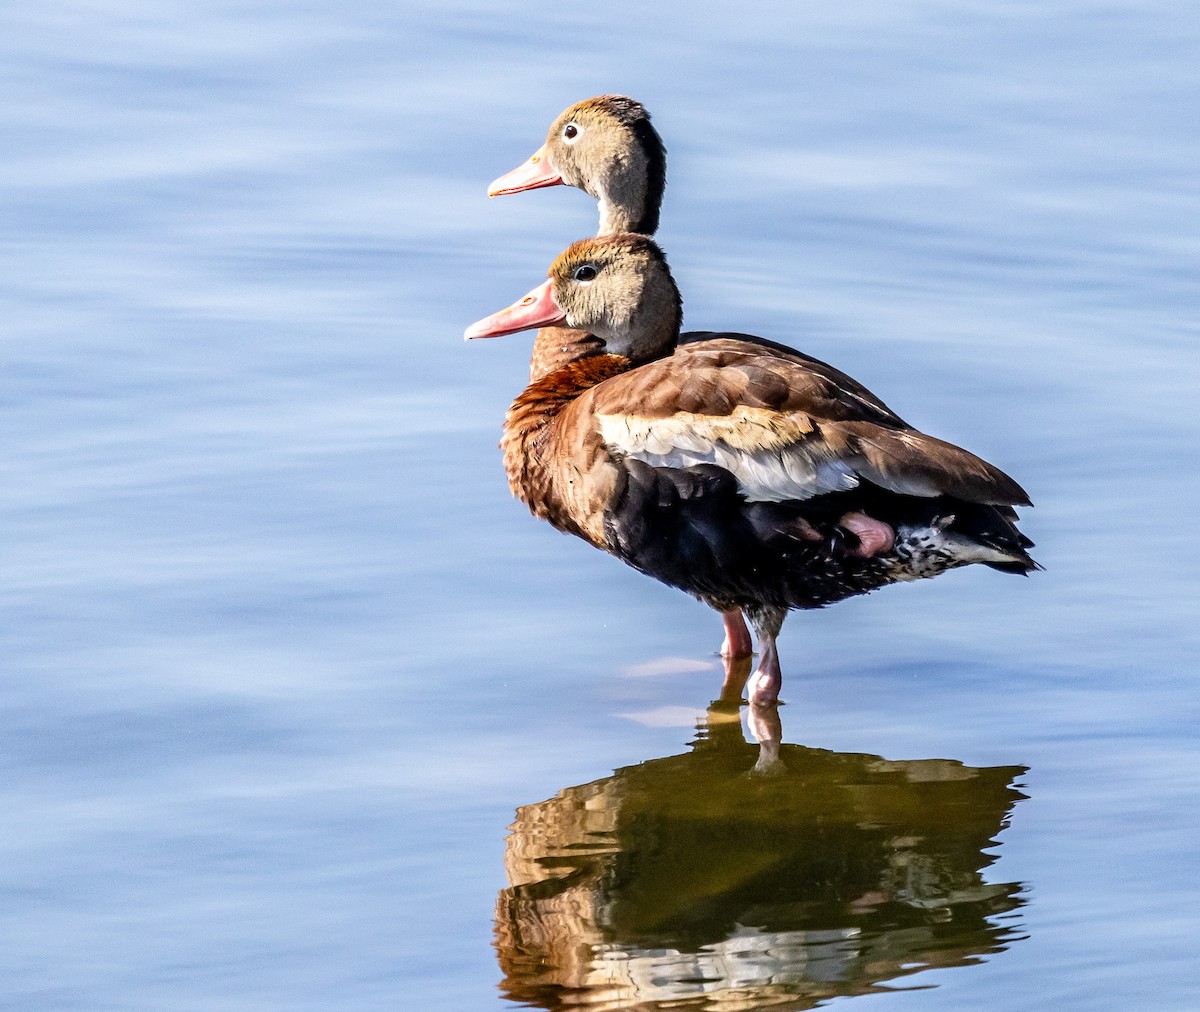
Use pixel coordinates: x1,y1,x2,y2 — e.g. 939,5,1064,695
533,306,678,381
528,327,606,383
595,121,665,236
597,193,658,237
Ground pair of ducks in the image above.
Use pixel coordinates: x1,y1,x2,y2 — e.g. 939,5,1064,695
466,96,1036,707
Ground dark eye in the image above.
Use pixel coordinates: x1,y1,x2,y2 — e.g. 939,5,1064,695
572,264,597,282
563,122,580,141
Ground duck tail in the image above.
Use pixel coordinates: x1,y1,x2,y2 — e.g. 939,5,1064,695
946,501,1041,575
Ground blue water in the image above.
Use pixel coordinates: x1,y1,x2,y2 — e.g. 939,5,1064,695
3,2,1199,1009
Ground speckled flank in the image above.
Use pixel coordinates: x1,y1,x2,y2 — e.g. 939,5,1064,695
884,521,1025,582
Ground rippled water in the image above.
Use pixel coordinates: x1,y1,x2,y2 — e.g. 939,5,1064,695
4,2,1199,1009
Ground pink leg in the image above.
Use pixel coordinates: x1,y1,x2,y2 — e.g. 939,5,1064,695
839,511,895,557
747,638,782,706
745,605,787,707
720,609,753,661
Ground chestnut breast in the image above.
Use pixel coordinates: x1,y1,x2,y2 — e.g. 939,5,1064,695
502,354,632,547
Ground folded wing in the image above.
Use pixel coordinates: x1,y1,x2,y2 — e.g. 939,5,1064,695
584,339,1031,508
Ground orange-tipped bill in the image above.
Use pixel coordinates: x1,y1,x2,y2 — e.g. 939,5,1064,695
464,279,565,340
488,146,564,196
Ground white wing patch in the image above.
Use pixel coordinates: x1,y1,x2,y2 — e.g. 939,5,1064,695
598,408,861,503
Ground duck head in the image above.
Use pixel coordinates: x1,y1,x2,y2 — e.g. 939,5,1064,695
465,234,681,364
488,96,667,236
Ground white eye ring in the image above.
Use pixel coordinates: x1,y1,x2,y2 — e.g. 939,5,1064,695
563,122,582,143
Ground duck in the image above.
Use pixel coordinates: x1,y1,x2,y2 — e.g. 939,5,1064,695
466,234,1037,707
485,96,929,674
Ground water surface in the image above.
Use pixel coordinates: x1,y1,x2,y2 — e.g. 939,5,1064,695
3,2,1199,1009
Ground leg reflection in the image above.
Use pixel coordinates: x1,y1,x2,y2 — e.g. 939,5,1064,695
713,653,752,712
747,699,783,775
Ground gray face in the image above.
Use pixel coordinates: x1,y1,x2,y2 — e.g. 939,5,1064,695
548,237,679,361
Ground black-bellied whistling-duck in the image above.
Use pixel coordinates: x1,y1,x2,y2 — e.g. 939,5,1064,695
466,235,1037,707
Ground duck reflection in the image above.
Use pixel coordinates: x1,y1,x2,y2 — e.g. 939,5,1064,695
496,692,1028,1010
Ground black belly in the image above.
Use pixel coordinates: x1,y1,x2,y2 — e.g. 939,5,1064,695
601,459,1029,612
